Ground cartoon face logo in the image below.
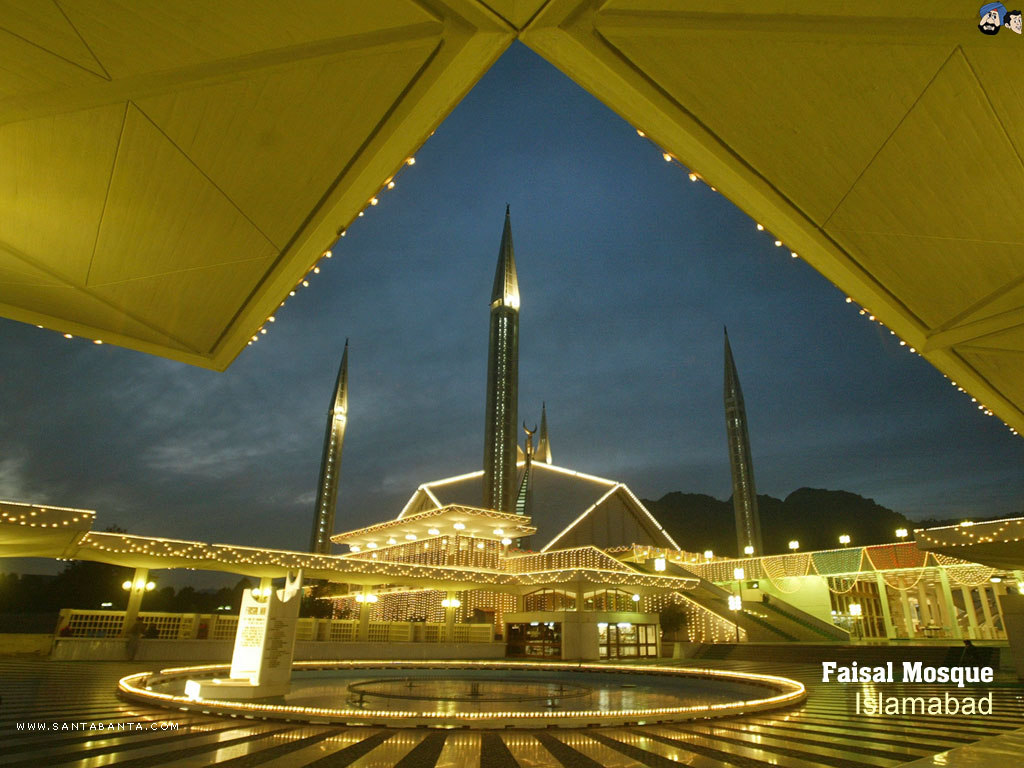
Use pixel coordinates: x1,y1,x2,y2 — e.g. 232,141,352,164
1005,9,1023,33
980,3,1007,33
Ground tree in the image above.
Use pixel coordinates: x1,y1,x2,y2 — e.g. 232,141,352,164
658,602,688,639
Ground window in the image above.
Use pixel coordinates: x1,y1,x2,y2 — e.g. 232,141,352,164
598,623,658,659
506,622,561,658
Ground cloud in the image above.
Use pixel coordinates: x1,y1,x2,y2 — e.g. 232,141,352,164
0,455,35,502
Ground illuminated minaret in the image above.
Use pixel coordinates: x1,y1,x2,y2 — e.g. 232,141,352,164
724,328,763,557
310,340,348,554
483,206,520,512
536,402,552,464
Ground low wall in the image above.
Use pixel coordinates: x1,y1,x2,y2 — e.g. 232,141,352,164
51,637,507,662
0,633,53,656
295,641,506,660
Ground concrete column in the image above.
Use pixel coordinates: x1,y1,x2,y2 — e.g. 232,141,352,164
121,567,149,636
961,586,980,639
917,582,932,627
898,579,916,637
980,585,994,638
259,576,273,593
357,584,372,641
993,583,1008,638
937,569,962,638
874,573,896,639
574,582,586,613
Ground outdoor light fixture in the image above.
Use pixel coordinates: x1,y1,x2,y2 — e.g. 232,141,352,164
991,576,1003,583
743,545,754,556
145,581,155,591
122,580,132,590
441,598,461,608
703,550,714,560
501,538,512,546
728,595,742,611
788,540,799,551
895,528,908,539
453,522,466,530
733,567,745,581
631,594,640,603
849,603,862,616
654,557,666,572
428,528,440,536
493,529,504,536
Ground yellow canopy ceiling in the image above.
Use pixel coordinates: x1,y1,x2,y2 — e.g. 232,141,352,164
2,1,1021,434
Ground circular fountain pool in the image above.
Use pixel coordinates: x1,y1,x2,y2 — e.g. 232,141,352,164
119,660,805,729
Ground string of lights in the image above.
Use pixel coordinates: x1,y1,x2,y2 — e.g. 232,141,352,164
633,125,1020,438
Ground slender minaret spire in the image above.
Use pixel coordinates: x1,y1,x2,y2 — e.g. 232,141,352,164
310,340,348,554
536,402,552,464
483,206,520,512
724,328,764,557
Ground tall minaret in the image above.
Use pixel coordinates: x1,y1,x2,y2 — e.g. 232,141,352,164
483,206,520,512
724,328,763,557
536,402,552,464
310,340,348,554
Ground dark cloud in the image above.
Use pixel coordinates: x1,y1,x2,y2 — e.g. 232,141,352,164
1,43,1021,582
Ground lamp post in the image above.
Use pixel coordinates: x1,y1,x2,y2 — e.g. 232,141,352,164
728,594,742,642
441,595,461,641
743,545,754,556
895,528,908,541
788,540,800,552
732,567,745,643
839,534,851,547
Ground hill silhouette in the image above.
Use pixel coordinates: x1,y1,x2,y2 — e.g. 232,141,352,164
642,488,1008,557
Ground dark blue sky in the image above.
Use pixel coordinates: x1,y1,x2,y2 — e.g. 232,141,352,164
1,44,1022,578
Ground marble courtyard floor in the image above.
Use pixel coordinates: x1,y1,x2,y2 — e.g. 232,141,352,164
2,658,1023,767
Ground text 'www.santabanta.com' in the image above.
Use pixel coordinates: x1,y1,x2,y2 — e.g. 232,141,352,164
16,721,180,731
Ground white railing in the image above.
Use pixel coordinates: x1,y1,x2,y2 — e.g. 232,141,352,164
56,610,495,643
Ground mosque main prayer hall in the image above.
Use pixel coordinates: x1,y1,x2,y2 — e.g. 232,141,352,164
5,3,1024,765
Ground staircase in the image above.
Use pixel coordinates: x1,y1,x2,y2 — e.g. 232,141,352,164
633,559,849,642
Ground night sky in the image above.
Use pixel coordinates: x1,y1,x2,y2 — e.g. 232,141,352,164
2,44,1022,581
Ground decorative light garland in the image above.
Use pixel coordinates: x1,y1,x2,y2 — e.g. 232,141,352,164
118,660,804,728
635,124,1019,438
246,155,419,350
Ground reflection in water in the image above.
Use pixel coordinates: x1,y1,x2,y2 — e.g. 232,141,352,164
260,668,767,715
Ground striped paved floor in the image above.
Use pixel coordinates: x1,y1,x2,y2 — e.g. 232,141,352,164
1,659,1022,767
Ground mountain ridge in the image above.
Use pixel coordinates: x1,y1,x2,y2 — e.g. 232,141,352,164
642,487,1013,557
